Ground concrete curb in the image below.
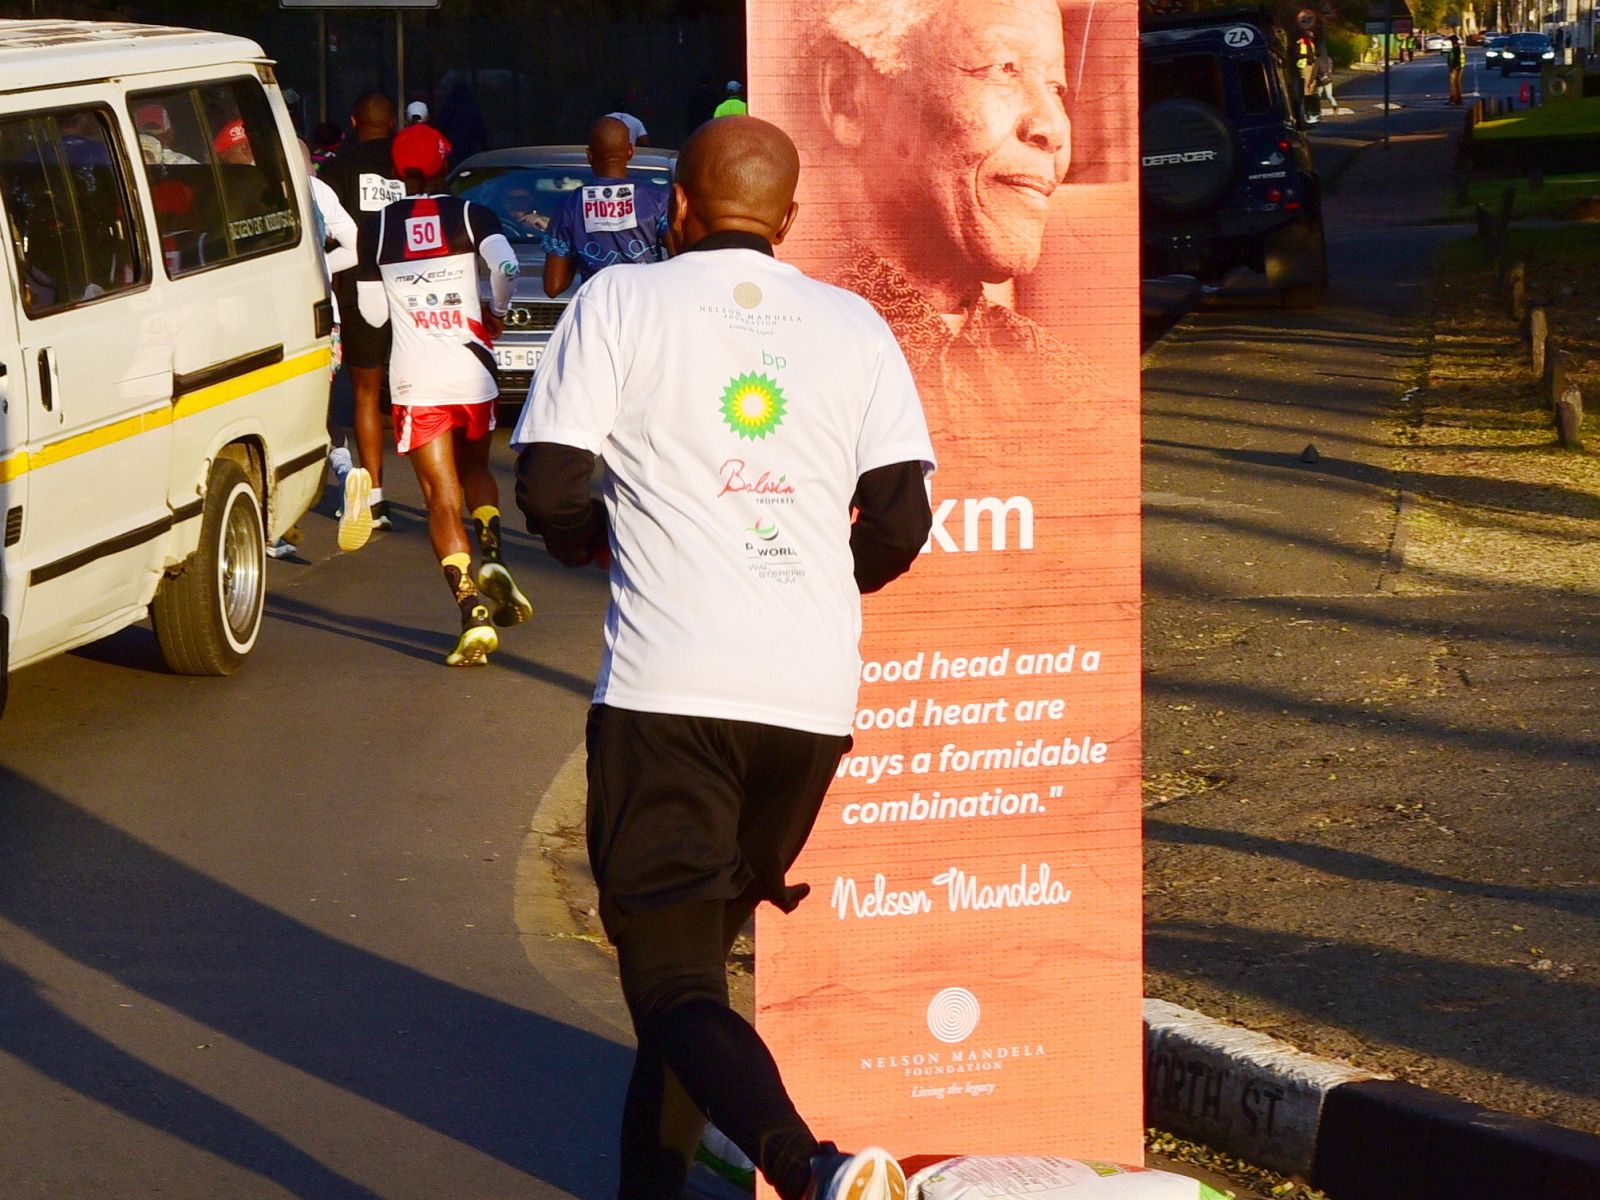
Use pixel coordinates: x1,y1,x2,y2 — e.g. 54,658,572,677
1145,1000,1600,1198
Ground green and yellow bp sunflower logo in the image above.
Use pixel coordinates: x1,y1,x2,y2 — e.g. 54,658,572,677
720,372,787,440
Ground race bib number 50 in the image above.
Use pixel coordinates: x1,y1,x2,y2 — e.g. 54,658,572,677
582,184,638,233
406,214,443,254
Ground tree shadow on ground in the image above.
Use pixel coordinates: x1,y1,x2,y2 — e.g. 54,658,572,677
0,767,630,1196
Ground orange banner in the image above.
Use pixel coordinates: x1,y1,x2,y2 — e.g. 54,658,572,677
749,0,1144,1175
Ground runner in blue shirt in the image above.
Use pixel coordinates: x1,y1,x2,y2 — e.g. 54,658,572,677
542,115,669,297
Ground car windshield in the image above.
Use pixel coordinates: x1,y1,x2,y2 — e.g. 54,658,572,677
449,163,673,245
1508,33,1550,48
1486,35,1509,45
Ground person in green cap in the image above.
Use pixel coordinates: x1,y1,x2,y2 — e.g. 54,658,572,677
712,80,747,117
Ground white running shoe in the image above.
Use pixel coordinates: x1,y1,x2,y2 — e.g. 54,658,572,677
337,467,373,552
809,1146,905,1200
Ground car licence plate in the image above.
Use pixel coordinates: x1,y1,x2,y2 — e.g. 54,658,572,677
495,345,543,372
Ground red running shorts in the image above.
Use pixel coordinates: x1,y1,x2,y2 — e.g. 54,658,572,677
394,402,495,455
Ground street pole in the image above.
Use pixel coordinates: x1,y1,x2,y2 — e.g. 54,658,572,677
396,12,406,114
1384,9,1393,146
317,11,327,123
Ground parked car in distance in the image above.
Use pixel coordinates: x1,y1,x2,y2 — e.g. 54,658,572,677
1424,32,1451,51
445,146,676,409
1139,7,1327,308
1500,31,1555,74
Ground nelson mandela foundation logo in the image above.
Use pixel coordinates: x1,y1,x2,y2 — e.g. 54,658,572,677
858,986,1046,1092
927,987,981,1044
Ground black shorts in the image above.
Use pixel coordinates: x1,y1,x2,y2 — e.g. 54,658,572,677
585,705,851,933
340,303,393,371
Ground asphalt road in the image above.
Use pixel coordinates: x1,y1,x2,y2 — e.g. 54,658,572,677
1143,80,1600,1133
0,448,627,1199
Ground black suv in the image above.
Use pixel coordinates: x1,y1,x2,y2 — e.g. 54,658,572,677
1140,8,1327,308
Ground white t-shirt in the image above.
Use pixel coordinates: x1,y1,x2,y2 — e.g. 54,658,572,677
513,246,934,736
308,175,358,322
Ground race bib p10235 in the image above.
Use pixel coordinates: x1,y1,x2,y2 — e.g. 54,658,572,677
582,184,637,233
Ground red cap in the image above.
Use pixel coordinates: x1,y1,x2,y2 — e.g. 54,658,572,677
391,123,452,180
135,103,171,134
212,119,248,154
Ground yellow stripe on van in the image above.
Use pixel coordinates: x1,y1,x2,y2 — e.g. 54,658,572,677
172,346,333,420
30,406,174,470
0,346,332,482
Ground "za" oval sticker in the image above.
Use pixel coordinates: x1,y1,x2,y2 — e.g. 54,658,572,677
1224,26,1257,46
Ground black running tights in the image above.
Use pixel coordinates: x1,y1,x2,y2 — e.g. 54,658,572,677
610,898,820,1200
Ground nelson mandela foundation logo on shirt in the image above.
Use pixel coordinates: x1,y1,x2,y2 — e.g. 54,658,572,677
719,370,787,440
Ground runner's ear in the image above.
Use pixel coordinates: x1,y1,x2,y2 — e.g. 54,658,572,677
772,201,799,247
667,182,689,254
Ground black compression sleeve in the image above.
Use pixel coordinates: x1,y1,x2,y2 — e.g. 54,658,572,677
354,213,381,282
515,441,608,567
465,199,500,246
851,461,932,593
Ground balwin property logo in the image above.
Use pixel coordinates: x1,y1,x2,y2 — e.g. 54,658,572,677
719,372,787,440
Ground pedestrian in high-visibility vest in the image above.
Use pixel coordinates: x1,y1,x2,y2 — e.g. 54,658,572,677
1296,34,1317,95
1447,34,1465,104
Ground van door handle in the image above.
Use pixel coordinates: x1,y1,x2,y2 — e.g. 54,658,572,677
37,347,61,420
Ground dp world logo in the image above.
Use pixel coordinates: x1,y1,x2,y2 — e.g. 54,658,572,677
926,987,981,1044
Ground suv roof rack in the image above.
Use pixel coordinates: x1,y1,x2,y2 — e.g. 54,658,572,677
1139,6,1280,32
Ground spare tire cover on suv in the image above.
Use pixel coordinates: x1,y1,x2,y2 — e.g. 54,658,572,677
1142,98,1239,216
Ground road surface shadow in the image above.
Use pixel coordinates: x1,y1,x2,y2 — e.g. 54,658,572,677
0,767,630,1196
265,590,599,695
0,955,381,1200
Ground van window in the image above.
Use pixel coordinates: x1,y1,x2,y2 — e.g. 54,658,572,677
128,77,300,277
0,107,147,318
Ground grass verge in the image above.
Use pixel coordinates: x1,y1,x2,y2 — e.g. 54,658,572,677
1395,226,1600,593
1444,172,1600,220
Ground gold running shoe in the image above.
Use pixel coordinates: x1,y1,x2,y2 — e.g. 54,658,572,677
337,467,373,553
476,561,533,627
446,596,499,667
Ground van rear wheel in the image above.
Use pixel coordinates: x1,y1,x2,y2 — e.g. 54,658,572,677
152,458,265,676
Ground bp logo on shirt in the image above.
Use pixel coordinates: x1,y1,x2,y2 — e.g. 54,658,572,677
720,372,787,440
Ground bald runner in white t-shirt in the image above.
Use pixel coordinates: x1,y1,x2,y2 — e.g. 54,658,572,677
514,117,933,1200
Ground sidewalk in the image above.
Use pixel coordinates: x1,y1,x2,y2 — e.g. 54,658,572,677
1142,83,1600,1200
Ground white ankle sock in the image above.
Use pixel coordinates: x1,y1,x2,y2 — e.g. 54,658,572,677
368,487,384,506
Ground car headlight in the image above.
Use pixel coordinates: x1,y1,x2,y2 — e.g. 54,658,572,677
1543,49,1555,57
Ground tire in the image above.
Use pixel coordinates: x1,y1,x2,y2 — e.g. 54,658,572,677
1266,217,1328,309
152,458,266,676
1141,98,1240,217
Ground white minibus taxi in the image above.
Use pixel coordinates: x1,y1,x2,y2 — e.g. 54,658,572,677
0,21,334,718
